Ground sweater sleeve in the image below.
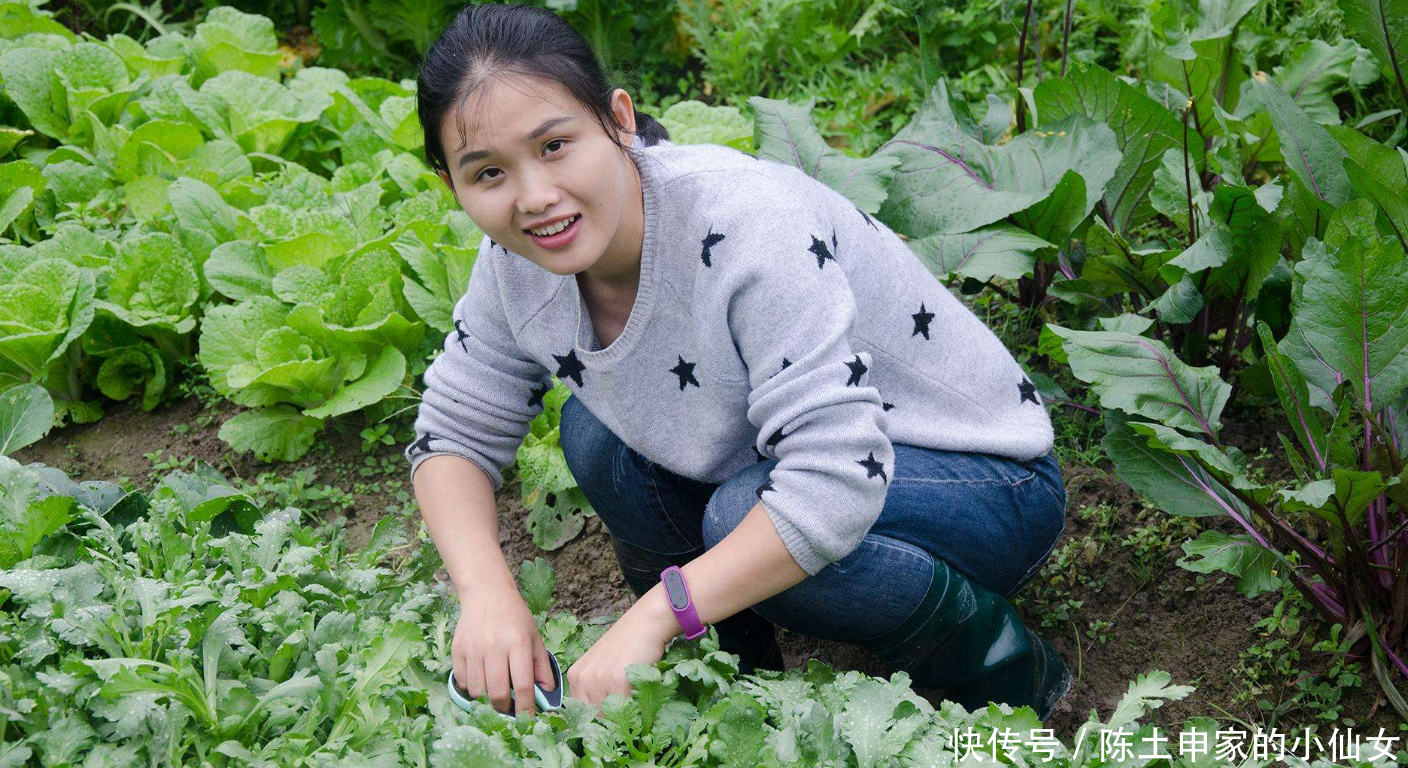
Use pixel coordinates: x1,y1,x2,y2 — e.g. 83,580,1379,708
719,191,895,576
405,236,550,492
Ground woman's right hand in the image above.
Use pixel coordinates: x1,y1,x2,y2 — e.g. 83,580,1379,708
452,588,557,718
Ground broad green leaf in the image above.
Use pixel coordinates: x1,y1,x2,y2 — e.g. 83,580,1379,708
1282,200,1408,412
1338,0,1408,109
302,346,405,419
0,47,64,139
169,177,238,243
0,259,95,385
104,32,186,78
1274,38,1377,125
95,346,166,411
199,71,329,155
0,383,52,456
1171,182,1281,302
659,100,753,151
1049,325,1231,437
1146,274,1204,325
1331,467,1390,528
99,233,199,333
1035,62,1201,233
205,241,275,301
42,160,111,208
218,406,323,462
749,95,897,214
0,158,45,236
1330,125,1408,251
191,6,281,83
1248,71,1352,207
1102,411,1251,519
516,558,556,616
906,225,1052,282
1177,529,1286,598
876,80,1121,238
54,43,133,127
1128,420,1243,475
113,120,204,183
1080,219,1176,299
198,297,289,398
397,237,478,334
1098,313,1155,336
1008,170,1090,245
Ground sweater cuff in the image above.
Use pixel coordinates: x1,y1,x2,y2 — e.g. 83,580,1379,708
408,450,505,493
757,498,833,576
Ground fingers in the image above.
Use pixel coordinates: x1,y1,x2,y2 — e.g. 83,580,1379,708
453,646,470,696
535,638,556,692
484,654,511,714
510,646,536,719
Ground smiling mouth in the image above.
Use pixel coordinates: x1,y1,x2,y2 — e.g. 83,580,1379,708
524,214,581,237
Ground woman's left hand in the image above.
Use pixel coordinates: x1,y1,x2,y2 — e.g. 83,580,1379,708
566,599,676,715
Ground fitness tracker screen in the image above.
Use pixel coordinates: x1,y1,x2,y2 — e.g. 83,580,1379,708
663,570,689,610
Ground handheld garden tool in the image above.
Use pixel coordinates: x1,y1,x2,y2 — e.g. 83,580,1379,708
446,648,566,719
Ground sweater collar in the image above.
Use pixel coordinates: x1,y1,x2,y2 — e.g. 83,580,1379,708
568,136,661,365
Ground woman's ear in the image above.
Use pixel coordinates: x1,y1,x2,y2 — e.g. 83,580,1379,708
609,88,637,144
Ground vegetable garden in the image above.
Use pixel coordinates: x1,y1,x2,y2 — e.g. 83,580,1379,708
2,0,1408,764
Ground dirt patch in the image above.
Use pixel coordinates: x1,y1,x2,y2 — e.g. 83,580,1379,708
15,394,1403,741
13,394,407,554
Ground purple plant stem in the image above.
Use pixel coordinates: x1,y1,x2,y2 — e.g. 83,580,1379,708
1310,581,1345,620
1387,645,1408,681
1370,497,1394,591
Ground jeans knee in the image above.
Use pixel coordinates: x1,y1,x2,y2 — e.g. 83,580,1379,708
559,396,609,484
701,465,771,548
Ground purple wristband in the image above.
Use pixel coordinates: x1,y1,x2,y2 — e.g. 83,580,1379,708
660,566,707,640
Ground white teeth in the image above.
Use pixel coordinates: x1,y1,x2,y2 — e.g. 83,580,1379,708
531,215,578,237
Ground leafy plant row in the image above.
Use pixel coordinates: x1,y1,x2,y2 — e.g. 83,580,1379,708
8,452,1393,767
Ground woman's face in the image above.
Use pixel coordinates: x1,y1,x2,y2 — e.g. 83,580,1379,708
437,74,642,281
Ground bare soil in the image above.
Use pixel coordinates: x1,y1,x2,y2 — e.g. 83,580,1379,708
14,394,1404,742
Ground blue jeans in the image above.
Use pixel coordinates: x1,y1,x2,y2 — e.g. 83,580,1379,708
558,394,1067,647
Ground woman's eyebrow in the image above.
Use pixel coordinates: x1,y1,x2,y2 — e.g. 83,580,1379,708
457,116,574,169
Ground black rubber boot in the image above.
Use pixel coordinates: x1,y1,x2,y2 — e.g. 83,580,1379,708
862,555,1071,720
608,534,785,676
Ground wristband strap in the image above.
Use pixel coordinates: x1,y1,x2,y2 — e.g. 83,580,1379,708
659,566,707,640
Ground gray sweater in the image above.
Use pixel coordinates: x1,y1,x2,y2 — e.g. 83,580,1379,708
407,138,1053,576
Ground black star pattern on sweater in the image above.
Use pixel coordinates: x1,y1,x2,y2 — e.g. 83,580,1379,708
857,452,887,483
700,227,725,267
408,433,436,455
1019,377,1040,405
844,354,868,386
808,232,837,269
554,349,585,388
454,320,469,353
756,479,775,499
527,381,550,409
882,402,895,411
489,239,500,251
855,204,878,230
754,447,768,462
670,355,700,390
911,303,934,340
765,427,787,451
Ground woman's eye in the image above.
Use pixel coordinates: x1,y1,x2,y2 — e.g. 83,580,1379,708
474,142,564,183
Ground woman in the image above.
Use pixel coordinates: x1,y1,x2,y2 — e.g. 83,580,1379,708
408,3,1071,721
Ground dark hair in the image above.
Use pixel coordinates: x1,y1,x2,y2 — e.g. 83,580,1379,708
416,3,669,186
